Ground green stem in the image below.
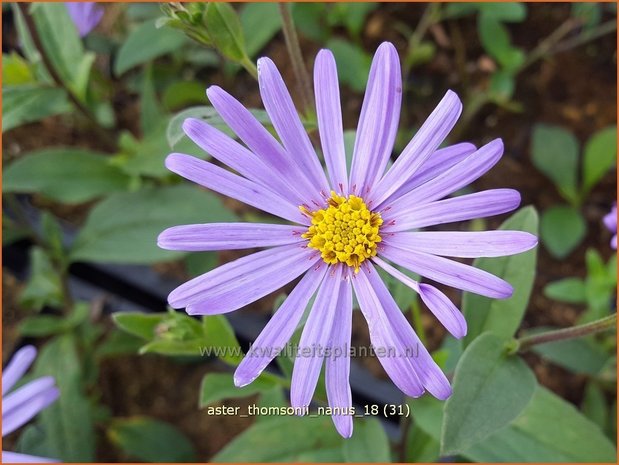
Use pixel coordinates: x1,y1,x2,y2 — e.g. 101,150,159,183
403,3,442,76
277,3,313,116
17,3,118,152
518,18,580,72
514,314,616,353
398,409,412,462
239,54,258,80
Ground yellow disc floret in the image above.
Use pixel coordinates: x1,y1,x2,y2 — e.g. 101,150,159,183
301,191,382,273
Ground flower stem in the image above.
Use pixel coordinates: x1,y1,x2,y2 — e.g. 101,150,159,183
239,55,259,80
277,3,313,116
514,314,617,353
17,3,118,152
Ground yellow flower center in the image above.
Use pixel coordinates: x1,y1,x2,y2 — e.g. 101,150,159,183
301,192,382,273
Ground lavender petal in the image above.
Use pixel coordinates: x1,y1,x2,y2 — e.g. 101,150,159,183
2,346,36,396
168,244,316,311
351,267,425,397
3,377,59,436
349,42,402,193
290,265,343,409
183,118,306,205
314,49,349,194
234,265,328,387
165,153,308,225
257,57,330,193
206,86,320,204
325,276,354,438
383,138,504,214
372,90,462,207
358,265,452,399
381,189,521,232
386,230,538,258
158,223,305,251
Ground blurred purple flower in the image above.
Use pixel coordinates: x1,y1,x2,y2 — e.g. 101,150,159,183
66,2,103,37
604,203,617,249
159,42,537,437
2,346,59,463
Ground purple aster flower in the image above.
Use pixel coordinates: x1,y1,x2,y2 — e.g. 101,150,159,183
65,2,103,37
2,346,59,463
158,42,538,437
603,203,617,249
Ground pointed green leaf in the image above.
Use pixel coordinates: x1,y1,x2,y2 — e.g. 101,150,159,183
115,19,186,75
441,332,537,455
70,185,236,264
531,124,580,203
205,3,248,62
540,205,586,258
462,207,538,346
582,126,617,193
108,417,196,462
3,148,131,203
343,418,391,462
199,372,276,407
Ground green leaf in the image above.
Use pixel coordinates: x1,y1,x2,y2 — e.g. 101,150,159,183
212,415,345,461
31,3,94,99
343,418,390,462
326,38,372,92
572,3,602,30
108,417,196,462
530,330,609,375
581,381,609,431
19,303,89,337
18,247,64,311
2,85,70,132
540,205,586,258
406,424,440,462
95,329,144,359
467,387,617,462
331,2,378,37
70,185,237,264
292,3,329,42
582,126,617,194
2,52,34,85
113,312,167,340
199,372,275,407
411,384,616,462
162,81,207,110
31,334,96,461
462,207,538,347
441,332,537,455
184,251,218,277
3,148,131,203
489,69,515,101
531,124,580,204
479,2,527,22
205,3,248,62
203,315,243,365
544,277,586,303
584,248,616,317
115,19,186,75
240,3,282,57
139,66,164,136
478,14,524,71
138,339,202,356
115,123,202,179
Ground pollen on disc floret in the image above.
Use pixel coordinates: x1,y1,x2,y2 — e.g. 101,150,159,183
301,191,383,272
